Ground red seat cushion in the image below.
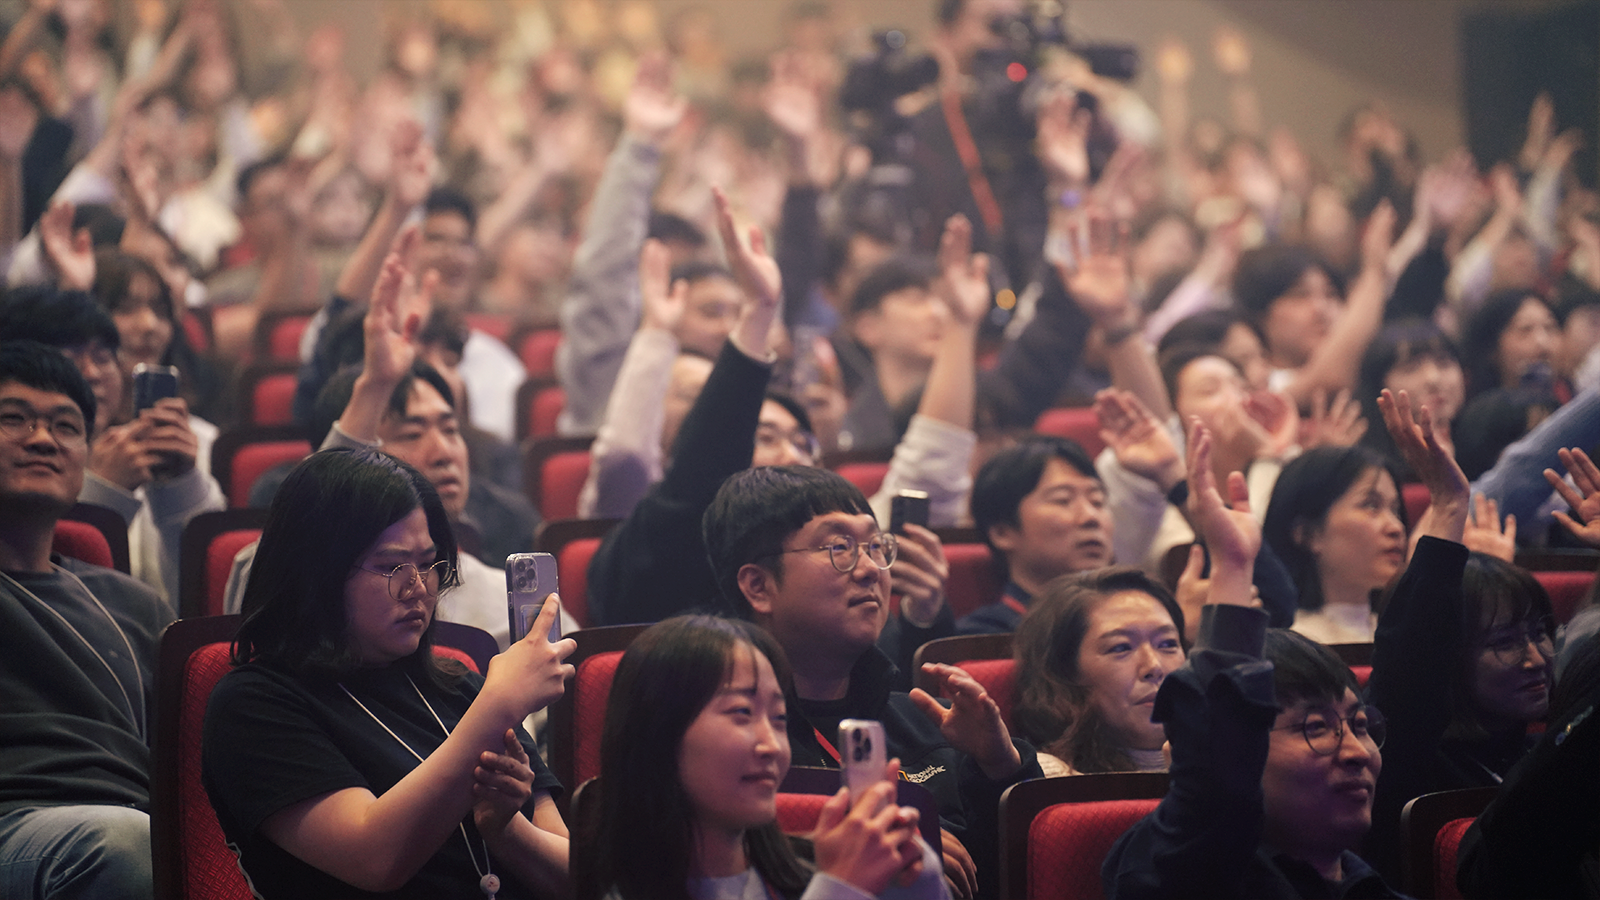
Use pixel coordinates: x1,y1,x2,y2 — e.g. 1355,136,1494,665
226,440,311,507
834,462,888,498
203,530,262,618
249,372,298,426
574,652,624,785
1351,665,1372,688
538,450,592,522
1534,570,1595,625
529,386,566,439
956,658,1016,732
1028,799,1159,900
465,313,513,341
179,643,254,900
266,316,311,362
519,329,562,378
944,542,1002,619
776,793,830,836
52,520,115,569
1034,407,1107,458
1434,816,1476,900
554,537,603,629
432,645,480,675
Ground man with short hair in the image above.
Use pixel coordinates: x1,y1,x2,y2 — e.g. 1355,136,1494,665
965,435,1116,633
0,339,173,898
0,287,225,604
704,464,1042,900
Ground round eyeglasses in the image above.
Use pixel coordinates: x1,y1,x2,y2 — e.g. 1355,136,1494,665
1274,705,1386,756
777,533,898,573
356,560,454,599
1480,617,1556,668
0,405,88,448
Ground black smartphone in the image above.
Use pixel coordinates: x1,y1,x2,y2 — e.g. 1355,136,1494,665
889,490,930,536
506,552,561,643
132,364,180,413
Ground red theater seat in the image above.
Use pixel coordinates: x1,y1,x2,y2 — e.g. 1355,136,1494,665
999,772,1170,900
179,509,268,618
211,425,311,508
52,503,131,573
535,517,620,630
913,634,1016,731
1400,786,1499,899
523,437,595,523
1035,406,1107,458
546,624,649,817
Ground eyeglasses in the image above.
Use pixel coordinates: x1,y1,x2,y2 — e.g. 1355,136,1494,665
1481,617,1556,668
0,404,88,447
755,423,821,464
1274,705,1386,756
355,560,453,599
778,533,897,573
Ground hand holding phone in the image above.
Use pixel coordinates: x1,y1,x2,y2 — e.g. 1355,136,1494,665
839,719,890,800
889,490,929,536
506,552,561,643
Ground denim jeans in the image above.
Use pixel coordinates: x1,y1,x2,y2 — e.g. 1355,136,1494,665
0,805,151,899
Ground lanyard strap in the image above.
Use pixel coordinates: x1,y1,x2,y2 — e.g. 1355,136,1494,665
942,89,1005,236
814,727,842,765
1002,595,1029,618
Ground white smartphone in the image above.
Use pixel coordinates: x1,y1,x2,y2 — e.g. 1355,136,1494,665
506,552,560,643
838,719,889,799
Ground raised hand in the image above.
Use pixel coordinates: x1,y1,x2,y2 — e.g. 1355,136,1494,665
1036,88,1091,189
910,663,1021,780
138,396,199,480
624,52,688,147
1244,389,1299,457
637,238,686,333
1301,387,1367,450
1462,493,1516,562
1061,208,1134,331
363,229,431,387
472,729,534,836
1546,447,1600,549
935,214,991,328
38,200,96,291
1183,417,1260,579
0,86,38,162
388,119,435,210
763,50,822,144
1096,388,1184,491
1360,198,1397,277
1377,388,1469,542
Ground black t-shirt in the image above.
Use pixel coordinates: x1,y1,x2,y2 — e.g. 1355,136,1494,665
203,662,561,899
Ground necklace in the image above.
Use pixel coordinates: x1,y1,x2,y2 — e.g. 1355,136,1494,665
1,566,145,737
338,674,500,899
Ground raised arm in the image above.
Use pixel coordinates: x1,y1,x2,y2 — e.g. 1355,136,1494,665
334,121,435,306
1546,447,1600,549
1378,388,1469,545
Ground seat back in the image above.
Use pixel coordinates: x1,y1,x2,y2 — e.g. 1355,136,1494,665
152,616,251,900
1401,482,1431,528
180,509,268,619
1533,569,1596,625
999,772,1170,900
534,518,619,630
211,425,311,508
1399,786,1500,899
464,313,513,342
53,502,132,573
834,461,889,497
522,436,595,522
1034,406,1107,458
256,313,312,362
935,527,1003,618
240,365,298,426
546,624,649,816
516,378,566,441
517,327,562,378
432,621,498,675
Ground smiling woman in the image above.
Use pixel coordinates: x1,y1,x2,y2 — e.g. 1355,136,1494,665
203,448,576,899
1012,567,1187,776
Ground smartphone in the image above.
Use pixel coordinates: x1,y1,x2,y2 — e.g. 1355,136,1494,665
889,490,930,536
132,364,180,413
506,552,560,643
838,719,889,799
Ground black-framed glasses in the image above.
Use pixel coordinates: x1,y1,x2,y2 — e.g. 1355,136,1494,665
1481,617,1556,668
778,533,898,573
355,560,453,599
0,403,87,447
1274,705,1386,756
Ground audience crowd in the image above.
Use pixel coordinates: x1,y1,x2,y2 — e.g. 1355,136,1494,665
2,0,1599,897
